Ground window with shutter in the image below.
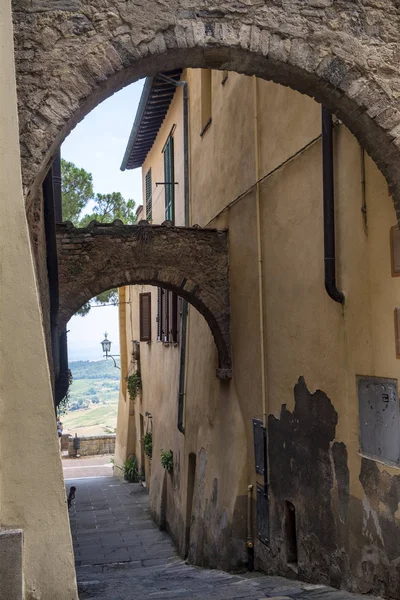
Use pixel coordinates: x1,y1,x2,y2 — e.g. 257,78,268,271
145,169,152,221
162,289,169,343
157,287,163,341
169,293,178,343
163,136,174,223
139,293,151,342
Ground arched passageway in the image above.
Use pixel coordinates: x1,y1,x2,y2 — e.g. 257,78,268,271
13,0,400,218
56,220,231,377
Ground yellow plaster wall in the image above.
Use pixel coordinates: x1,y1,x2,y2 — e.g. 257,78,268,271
142,82,185,227
0,3,77,597
116,68,400,579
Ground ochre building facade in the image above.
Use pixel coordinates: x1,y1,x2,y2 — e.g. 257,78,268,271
115,69,400,597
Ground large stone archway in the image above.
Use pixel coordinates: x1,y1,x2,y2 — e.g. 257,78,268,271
12,0,400,218
56,220,231,377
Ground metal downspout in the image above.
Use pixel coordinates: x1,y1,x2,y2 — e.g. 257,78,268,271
322,107,345,304
253,77,268,429
156,73,189,433
178,79,189,434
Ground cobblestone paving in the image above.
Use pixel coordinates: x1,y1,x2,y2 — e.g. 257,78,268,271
68,477,373,600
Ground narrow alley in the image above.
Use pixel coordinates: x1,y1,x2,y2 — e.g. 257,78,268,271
67,476,373,600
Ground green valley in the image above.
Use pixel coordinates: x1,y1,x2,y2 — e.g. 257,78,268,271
61,360,120,436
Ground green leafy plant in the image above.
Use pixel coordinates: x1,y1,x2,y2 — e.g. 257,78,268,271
161,449,173,473
126,372,142,401
144,431,153,459
57,369,73,416
123,455,140,483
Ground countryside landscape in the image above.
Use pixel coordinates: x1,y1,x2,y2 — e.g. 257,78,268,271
62,360,120,436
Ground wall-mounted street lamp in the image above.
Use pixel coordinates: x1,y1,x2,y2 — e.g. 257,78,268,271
100,332,120,369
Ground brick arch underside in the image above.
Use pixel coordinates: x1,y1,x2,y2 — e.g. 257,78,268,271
13,0,400,220
56,223,231,377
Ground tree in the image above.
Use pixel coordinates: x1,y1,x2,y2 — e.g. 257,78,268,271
61,160,94,224
79,193,137,226
61,159,137,314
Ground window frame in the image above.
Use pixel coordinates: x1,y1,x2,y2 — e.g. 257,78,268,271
163,135,175,223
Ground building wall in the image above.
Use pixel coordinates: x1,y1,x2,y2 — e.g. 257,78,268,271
116,70,400,596
0,2,78,598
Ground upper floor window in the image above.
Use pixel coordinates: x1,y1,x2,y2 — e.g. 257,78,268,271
200,70,212,135
156,287,178,344
139,292,152,342
163,135,175,223
145,168,152,222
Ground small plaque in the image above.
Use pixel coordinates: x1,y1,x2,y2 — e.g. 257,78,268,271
358,376,400,465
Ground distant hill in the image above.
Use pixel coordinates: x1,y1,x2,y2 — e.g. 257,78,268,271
70,360,120,380
62,360,120,436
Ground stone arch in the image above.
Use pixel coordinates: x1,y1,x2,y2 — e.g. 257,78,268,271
13,1,400,219
56,222,231,378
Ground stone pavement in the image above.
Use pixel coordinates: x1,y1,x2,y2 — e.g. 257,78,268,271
68,477,374,600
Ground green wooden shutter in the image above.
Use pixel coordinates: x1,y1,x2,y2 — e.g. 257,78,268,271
145,169,152,221
163,136,175,223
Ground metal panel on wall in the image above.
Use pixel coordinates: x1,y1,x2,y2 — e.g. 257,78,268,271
253,418,266,475
256,484,269,545
358,376,400,465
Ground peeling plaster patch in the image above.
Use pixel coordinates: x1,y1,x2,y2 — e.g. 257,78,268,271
220,510,229,530
332,442,350,523
362,495,384,545
268,377,342,586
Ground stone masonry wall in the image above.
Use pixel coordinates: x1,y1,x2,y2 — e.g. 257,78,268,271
56,220,232,376
11,0,400,221
68,434,116,457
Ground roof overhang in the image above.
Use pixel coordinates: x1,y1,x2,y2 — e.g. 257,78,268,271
121,69,183,171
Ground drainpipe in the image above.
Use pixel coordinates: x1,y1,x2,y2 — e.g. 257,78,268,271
253,77,269,428
43,149,71,408
43,153,60,404
247,484,254,571
321,107,345,304
156,73,189,434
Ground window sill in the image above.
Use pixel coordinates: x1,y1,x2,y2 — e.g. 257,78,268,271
200,118,212,137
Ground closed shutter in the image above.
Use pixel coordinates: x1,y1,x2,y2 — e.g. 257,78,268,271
157,287,163,341
163,289,169,343
169,293,178,343
139,293,151,342
145,169,152,221
163,136,175,223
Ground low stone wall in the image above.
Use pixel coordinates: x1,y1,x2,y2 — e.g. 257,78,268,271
68,434,115,457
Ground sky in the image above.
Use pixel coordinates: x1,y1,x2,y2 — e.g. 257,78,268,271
62,80,145,361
